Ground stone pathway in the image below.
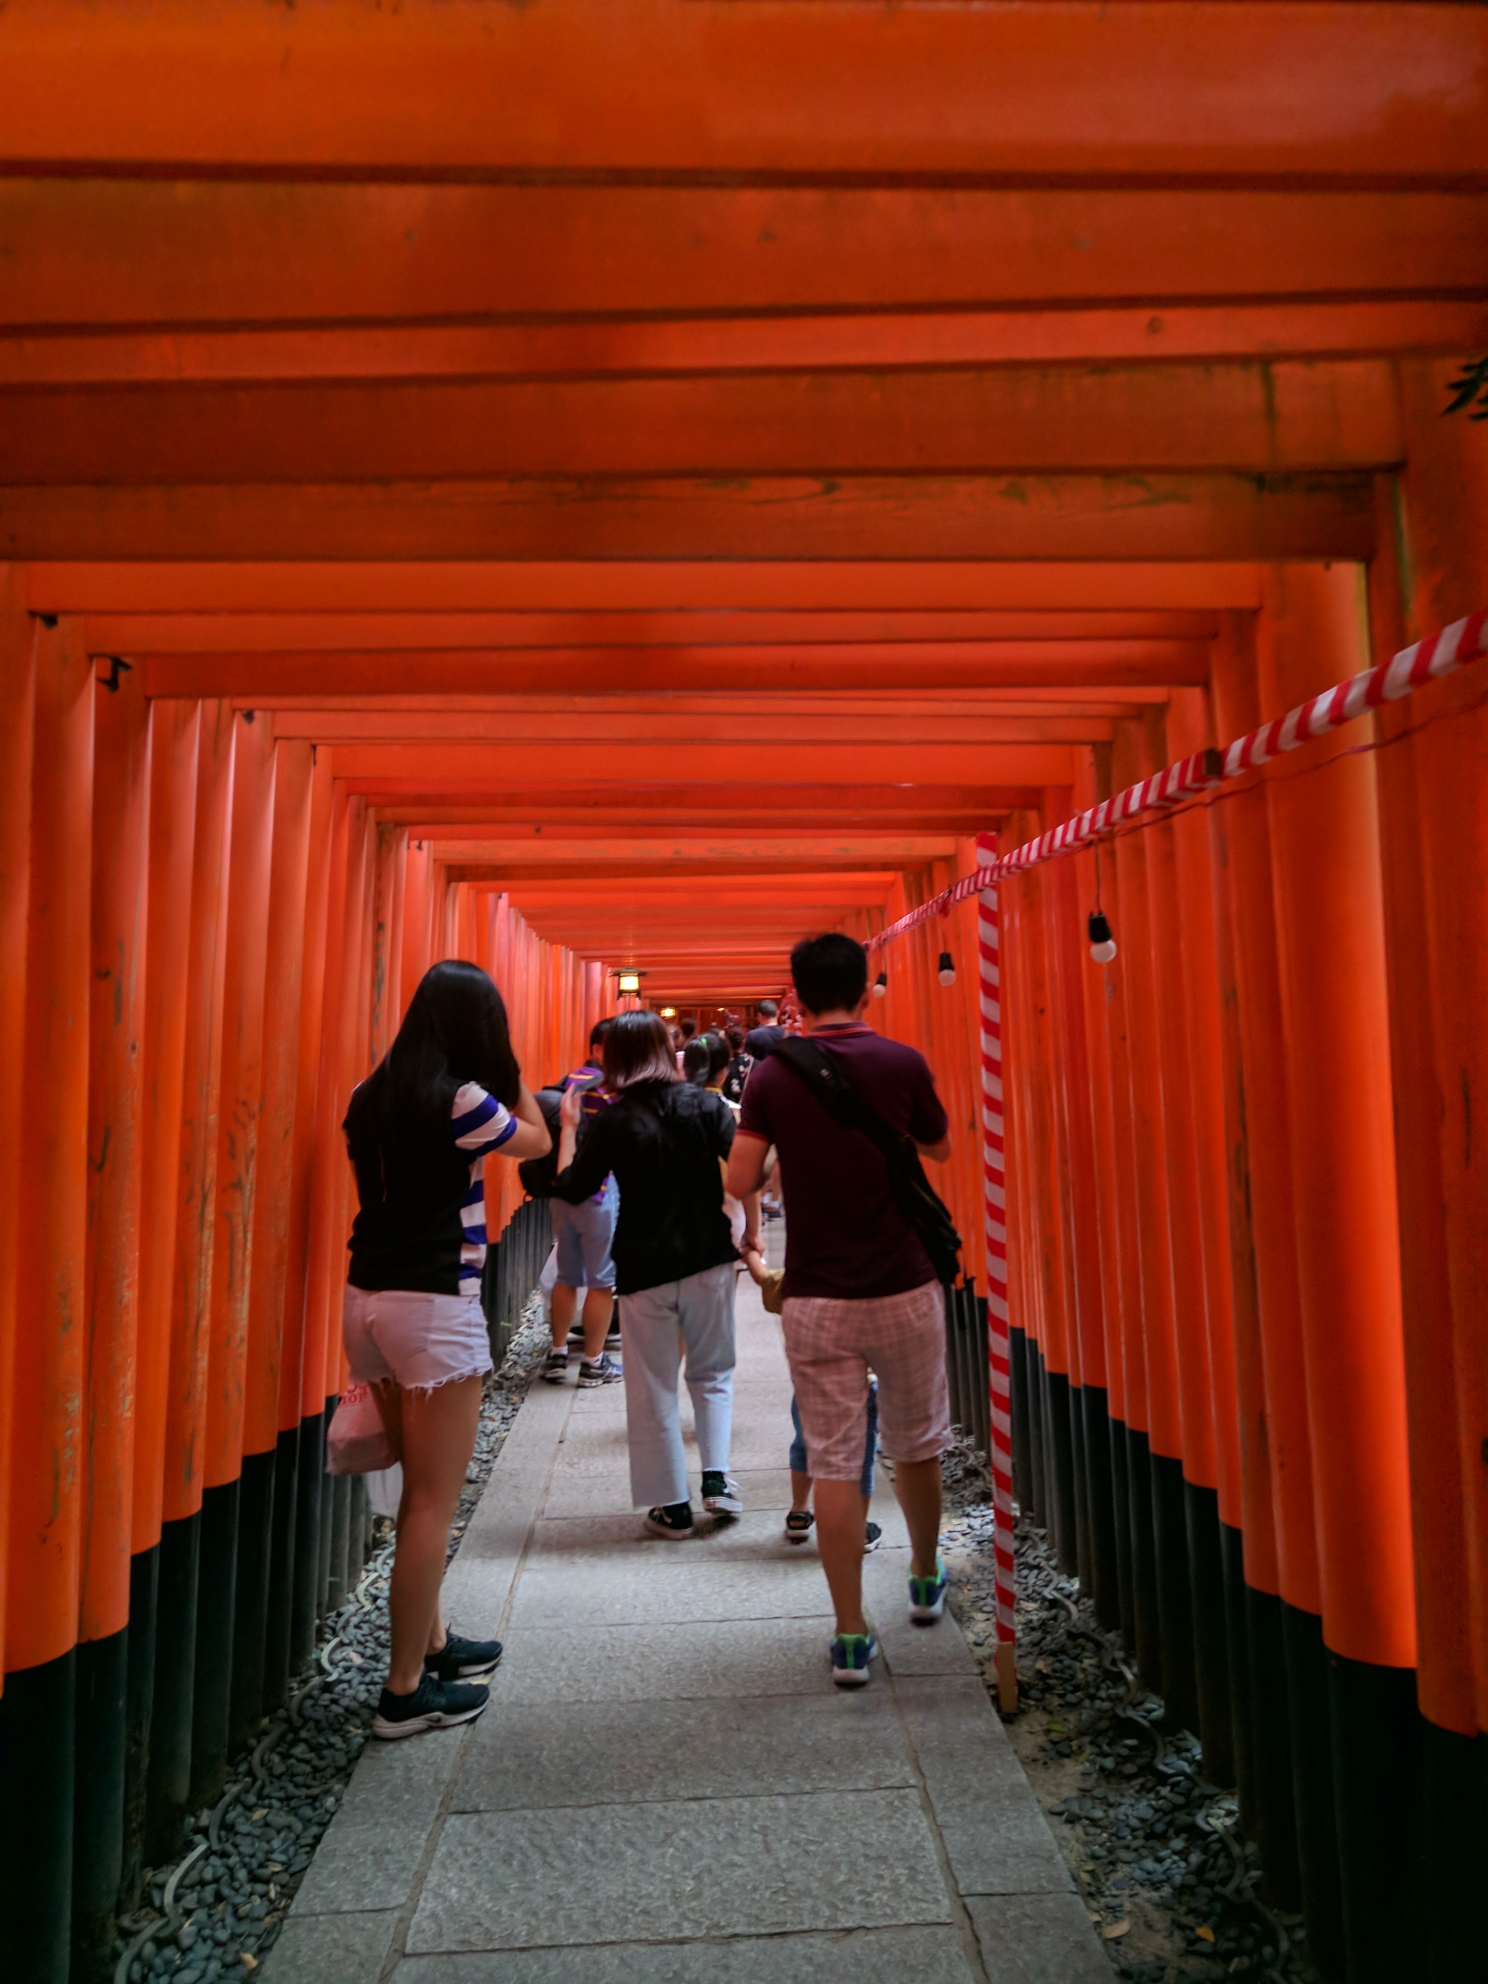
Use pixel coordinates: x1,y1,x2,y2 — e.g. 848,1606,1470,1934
264,1261,1111,1984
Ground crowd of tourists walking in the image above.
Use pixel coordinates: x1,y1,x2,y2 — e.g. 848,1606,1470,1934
339,933,957,1736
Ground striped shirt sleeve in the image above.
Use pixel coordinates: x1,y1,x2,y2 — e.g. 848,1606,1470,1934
451,1081,518,1153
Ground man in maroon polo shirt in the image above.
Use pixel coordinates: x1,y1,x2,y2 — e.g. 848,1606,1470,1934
726,932,954,1687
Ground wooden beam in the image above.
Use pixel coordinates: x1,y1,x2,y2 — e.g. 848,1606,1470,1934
6,301,1487,387
0,474,1375,561
324,740,1076,784
142,641,1208,701
0,363,1401,481
3,3,1481,176
28,561,1265,613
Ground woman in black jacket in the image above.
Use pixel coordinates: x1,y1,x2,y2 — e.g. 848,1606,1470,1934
552,1010,753,1538
343,960,550,1738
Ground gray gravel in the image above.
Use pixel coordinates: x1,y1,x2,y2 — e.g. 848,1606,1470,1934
111,1298,549,1984
939,1454,1323,1984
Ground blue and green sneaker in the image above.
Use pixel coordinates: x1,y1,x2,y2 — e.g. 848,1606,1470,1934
908,1559,949,1625
829,1631,878,1688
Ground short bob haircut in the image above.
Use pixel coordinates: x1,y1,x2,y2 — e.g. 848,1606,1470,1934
790,931,869,1016
602,1009,680,1090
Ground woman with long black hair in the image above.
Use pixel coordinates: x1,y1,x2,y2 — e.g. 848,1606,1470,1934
551,1010,753,1538
343,959,551,1738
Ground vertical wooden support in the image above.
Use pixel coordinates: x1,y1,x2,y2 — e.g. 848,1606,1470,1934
0,572,37,1690
400,835,433,1012
74,650,150,1975
1,614,92,1984
975,832,1017,1712
371,821,408,1064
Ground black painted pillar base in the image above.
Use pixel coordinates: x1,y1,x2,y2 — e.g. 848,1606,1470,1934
1183,1480,1234,1784
1008,1326,1033,1512
230,1449,276,1750
1416,1718,1488,1983
1108,1415,1136,1653
1124,1426,1162,1693
1244,1583,1302,1911
1327,1647,1420,1984
120,1544,159,1907
1281,1603,1346,1980
1151,1451,1199,1734
1025,1346,1048,1529
1218,1522,1256,1823
0,1647,76,1984
263,1425,300,1711
146,1510,200,1863
290,1410,325,1671
189,1478,240,1810
1045,1369,1079,1576
1080,1386,1121,1632
73,1627,128,1983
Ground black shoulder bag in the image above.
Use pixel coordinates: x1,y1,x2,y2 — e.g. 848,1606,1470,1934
774,1036,962,1285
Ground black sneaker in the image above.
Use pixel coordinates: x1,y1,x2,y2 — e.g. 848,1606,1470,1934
541,1349,570,1384
644,1500,695,1540
372,1673,488,1740
785,1509,815,1545
424,1632,503,1681
864,1521,883,1554
577,1352,623,1388
701,1470,743,1517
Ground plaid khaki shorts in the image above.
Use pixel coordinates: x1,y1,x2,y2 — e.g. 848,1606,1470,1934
781,1278,950,1482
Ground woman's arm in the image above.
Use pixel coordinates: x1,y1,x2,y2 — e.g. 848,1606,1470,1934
548,1088,613,1203
497,1081,552,1162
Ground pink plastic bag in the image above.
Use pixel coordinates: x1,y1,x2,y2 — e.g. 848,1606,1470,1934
326,1382,398,1475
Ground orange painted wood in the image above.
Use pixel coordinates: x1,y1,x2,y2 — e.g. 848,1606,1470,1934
0,571,36,1684
161,701,234,1527
28,561,1265,615
0,363,1402,484
0,473,1376,564
81,656,151,1644
1260,563,1414,1669
243,739,313,1461
9,616,93,1672
1209,618,1321,1619
204,711,274,1491
5,3,1481,178
300,791,356,1419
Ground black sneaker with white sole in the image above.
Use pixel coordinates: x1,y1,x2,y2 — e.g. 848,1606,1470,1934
541,1348,570,1384
372,1673,488,1740
700,1470,743,1517
424,1632,503,1681
644,1500,695,1539
577,1352,623,1388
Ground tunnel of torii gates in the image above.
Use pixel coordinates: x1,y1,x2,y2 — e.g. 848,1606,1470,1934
1,4,1487,1982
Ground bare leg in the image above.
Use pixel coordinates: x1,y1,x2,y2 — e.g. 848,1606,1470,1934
579,1285,615,1360
790,1469,813,1515
814,1479,871,1636
385,1375,483,1693
550,1281,578,1349
892,1455,943,1579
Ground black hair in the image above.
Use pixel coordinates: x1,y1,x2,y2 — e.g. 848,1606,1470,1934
358,958,521,1139
603,1009,679,1090
757,999,779,1020
682,1036,713,1085
706,1031,730,1080
589,1016,615,1051
726,1026,745,1052
790,933,868,1016
678,1016,698,1040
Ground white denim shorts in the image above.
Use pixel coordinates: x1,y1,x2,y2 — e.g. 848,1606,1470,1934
342,1285,494,1394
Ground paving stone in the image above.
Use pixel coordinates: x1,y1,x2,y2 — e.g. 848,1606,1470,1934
894,1677,1073,1896
395,1924,978,1983
262,1908,401,1984
452,1688,913,1811
966,1892,1114,1982
407,1789,951,1952
290,1732,468,1913
487,1615,837,1704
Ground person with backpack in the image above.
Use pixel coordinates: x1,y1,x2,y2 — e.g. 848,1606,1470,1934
725,933,956,1687
525,1018,624,1389
342,960,553,1738
720,1025,753,1103
549,1010,752,1538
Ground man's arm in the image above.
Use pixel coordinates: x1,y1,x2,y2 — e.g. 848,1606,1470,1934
725,1129,770,1200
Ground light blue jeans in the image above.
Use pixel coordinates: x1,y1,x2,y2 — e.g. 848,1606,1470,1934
619,1262,737,1509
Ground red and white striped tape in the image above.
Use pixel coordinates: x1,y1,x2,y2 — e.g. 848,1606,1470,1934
976,832,1017,1645
868,609,1488,951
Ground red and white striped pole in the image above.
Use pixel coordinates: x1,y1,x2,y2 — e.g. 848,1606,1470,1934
976,831,1018,1709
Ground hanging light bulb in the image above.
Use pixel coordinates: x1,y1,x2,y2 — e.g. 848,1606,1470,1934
873,970,888,998
937,950,956,986
1087,911,1118,965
